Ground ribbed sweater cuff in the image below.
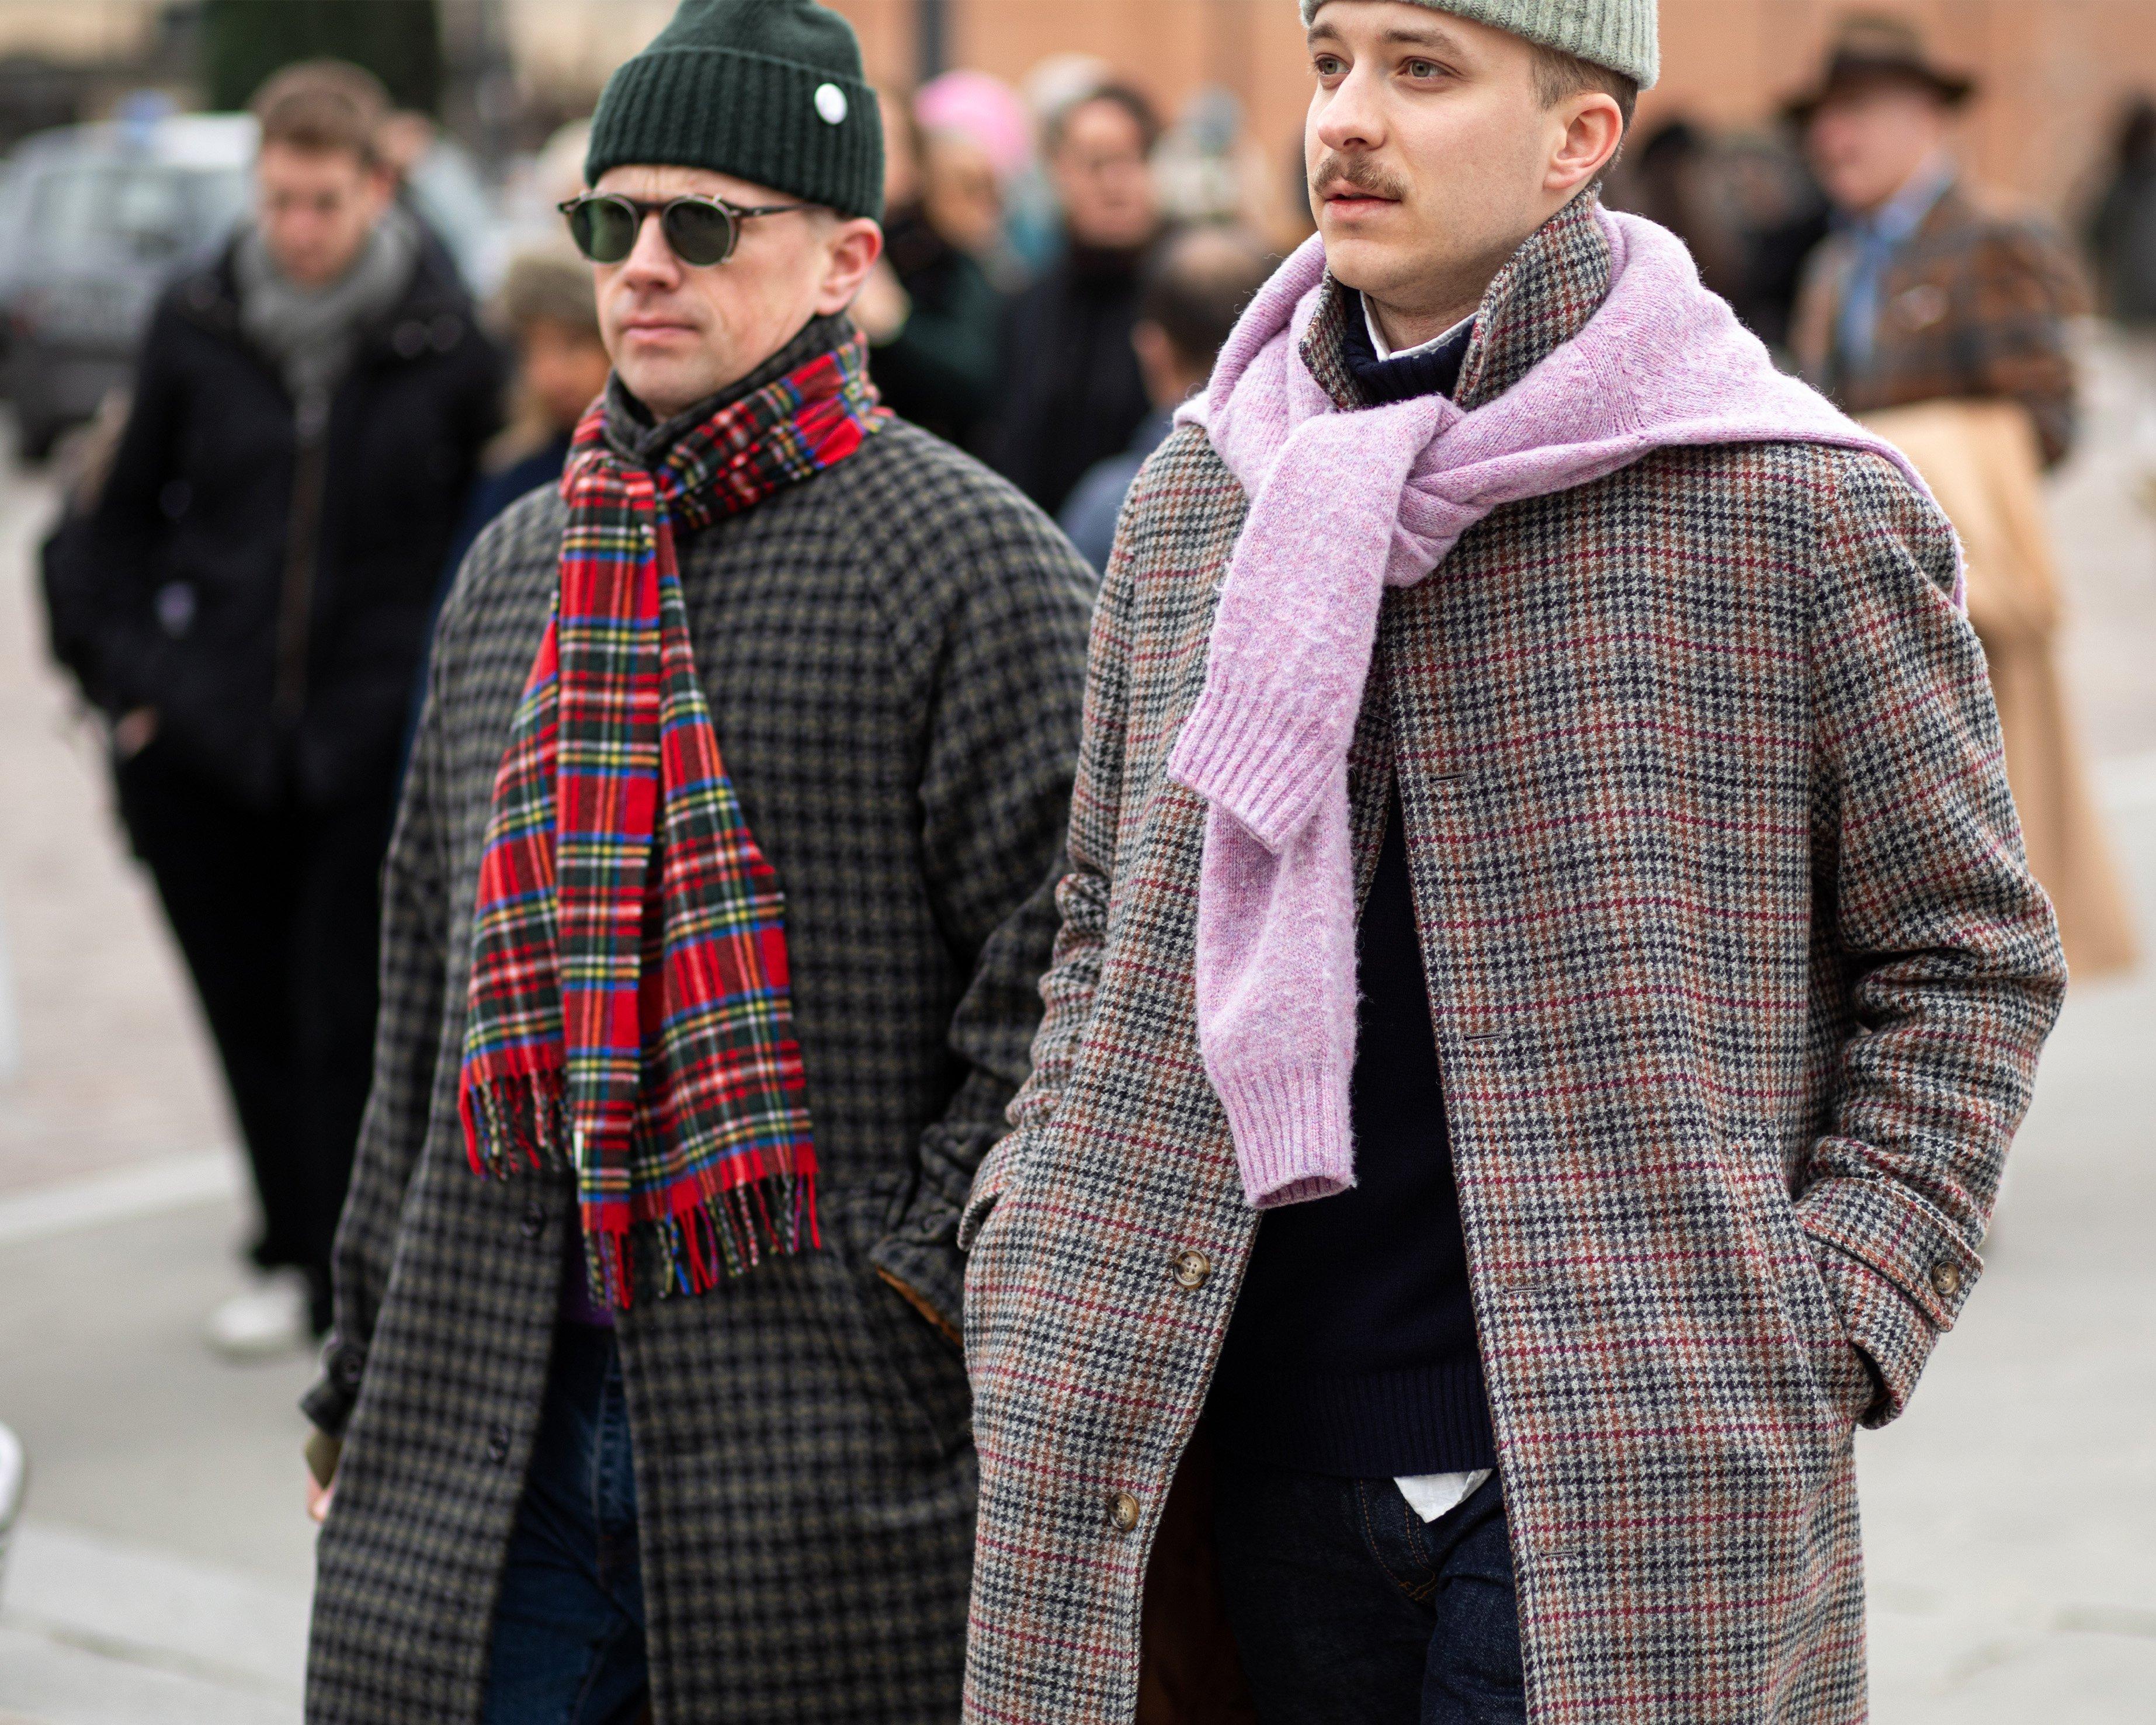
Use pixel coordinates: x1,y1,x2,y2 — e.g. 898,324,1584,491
1167,686,1335,855
1219,1063,1353,1209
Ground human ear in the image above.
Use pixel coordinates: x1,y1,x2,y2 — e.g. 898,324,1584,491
1546,93,1624,196
817,218,885,317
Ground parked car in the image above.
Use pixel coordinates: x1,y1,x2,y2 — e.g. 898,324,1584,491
0,112,252,460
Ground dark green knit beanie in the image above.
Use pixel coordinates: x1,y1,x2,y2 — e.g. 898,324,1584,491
585,0,884,220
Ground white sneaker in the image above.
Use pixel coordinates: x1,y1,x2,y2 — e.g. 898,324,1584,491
204,1271,314,1361
0,1421,26,1586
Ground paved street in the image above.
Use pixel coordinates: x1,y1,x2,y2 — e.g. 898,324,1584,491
2,332,2154,1720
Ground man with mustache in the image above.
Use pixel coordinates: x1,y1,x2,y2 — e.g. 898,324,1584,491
959,2,2064,1721
298,1,1094,1718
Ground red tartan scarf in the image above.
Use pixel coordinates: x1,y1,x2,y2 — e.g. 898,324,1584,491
458,334,887,1308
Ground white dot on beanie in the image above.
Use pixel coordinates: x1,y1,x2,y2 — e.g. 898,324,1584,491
814,83,848,125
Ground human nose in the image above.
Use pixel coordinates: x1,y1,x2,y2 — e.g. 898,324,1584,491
1314,61,1386,155
616,210,682,289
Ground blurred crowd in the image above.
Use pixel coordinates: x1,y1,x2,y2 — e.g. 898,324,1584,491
12,15,2156,1360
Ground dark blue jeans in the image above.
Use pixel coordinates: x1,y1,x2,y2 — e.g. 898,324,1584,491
1211,1453,1525,1725
482,1325,649,1725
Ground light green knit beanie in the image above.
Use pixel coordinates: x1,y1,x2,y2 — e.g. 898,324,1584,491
1297,0,1659,90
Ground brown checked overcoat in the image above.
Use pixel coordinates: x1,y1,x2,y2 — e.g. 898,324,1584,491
959,199,2065,1724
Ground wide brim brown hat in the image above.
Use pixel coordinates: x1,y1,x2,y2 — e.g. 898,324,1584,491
1783,12,1977,124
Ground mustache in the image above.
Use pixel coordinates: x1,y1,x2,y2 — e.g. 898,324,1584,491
1310,152,1409,202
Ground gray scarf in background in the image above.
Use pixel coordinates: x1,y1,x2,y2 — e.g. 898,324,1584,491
235,202,420,437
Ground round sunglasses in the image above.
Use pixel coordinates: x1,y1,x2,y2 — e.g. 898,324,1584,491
557,192,814,268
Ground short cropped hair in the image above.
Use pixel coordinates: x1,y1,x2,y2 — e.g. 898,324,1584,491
1047,83,1163,159
1140,227,1276,372
1530,44,1638,131
250,60,391,166
1528,44,1637,183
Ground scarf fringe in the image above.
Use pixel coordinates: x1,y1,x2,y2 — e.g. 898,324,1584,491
461,1071,569,1179
586,1171,819,1311
465,1076,819,1310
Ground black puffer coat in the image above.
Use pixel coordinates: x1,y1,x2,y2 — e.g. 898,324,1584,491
44,234,502,806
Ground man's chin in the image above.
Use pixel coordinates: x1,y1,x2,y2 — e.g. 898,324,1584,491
1317,226,1417,297
615,358,723,422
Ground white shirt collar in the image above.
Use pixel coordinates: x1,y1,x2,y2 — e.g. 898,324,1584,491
1362,296,1475,363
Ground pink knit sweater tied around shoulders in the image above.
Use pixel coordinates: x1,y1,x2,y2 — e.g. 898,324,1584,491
1166,206,1961,1212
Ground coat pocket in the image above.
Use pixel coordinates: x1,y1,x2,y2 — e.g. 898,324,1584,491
958,1127,1030,1253
816,1248,973,1462
1711,1137,1875,1434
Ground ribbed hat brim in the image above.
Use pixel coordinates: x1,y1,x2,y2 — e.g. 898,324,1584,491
1296,0,1659,90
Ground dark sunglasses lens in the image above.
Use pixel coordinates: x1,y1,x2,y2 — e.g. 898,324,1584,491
662,200,737,266
568,197,638,263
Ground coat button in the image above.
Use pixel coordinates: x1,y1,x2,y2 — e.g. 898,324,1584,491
520,1201,546,1240
334,1345,365,1387
485,1424,511,1464
1929,1259,1963,1298
1107,1491,1141,1533
1171,1250,1213,1292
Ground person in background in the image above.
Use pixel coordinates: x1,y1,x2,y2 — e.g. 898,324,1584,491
2088,96,2156,327
923,126,1014,272
1790,13,2137,981
1615,120,1744,303
1718,130,1831,357
914,67,1036,285
1057,224,1272,571
39,60,501,1359
858,89,1005,446
298,1,1093,1717
1788,13,2080,466
980,82,1166,515
436,251,613,588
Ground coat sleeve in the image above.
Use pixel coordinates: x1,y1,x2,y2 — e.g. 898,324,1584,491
40,295,189,714
1797,452,2066,1428
1964,219,2083,468
956,480,1141,1252
864,498,1096,1338
301,642,452,1439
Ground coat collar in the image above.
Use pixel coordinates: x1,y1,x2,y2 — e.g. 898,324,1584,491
176,223,471,365
1300,192,1615,415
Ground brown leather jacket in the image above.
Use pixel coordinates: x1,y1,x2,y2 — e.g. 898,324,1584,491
1793,176,2085,466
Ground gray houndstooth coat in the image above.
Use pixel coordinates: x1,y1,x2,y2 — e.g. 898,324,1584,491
300,317,1096,1723
959,199,2067,1723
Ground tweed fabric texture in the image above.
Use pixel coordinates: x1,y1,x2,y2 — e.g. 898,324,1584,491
1792,179,2084,466
961,206,2064,1722
1296,0,1659,87
460,343,885,1306
303,322,1095,1722
585,0,884,218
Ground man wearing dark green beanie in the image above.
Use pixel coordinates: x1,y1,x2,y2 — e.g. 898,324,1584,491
300,3,1097,1720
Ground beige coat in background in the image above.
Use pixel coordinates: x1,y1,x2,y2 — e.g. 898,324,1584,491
1860,398,2139,980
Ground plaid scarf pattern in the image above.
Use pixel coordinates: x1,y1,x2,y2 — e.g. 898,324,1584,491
458,335,887,1308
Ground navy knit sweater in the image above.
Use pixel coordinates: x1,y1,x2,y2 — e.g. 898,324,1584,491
1206,301,1497,1479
